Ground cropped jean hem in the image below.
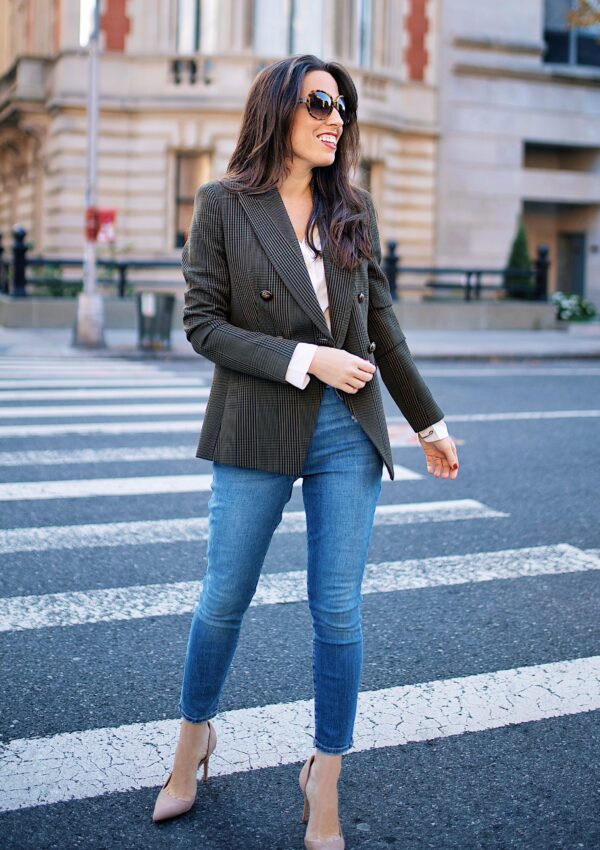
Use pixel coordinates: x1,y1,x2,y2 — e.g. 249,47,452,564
178,706,218,724
314,740,354,755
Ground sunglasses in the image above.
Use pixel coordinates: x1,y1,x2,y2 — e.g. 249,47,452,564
296,90,351,125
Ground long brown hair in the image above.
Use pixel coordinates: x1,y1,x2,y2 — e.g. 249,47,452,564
222,54,372,270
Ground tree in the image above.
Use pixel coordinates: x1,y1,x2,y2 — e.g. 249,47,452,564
504,216,533,300
568,1,600,30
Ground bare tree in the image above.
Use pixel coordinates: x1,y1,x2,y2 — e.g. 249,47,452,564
568,0,600,30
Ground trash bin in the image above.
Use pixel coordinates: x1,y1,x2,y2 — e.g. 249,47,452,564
136,291,175,351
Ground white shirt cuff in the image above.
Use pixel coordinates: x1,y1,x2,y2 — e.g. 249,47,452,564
285,343,318,389
417,418,448,441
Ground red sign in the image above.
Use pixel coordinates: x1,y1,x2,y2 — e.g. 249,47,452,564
85,208,117,243
98,209,117,243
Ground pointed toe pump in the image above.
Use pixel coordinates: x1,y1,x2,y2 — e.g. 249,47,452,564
299,754,345,850
152,719,217,823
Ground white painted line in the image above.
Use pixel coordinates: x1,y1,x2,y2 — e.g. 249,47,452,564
0,499,506,554
0,465,417,502
419,367,600,377
446,410,600,422
1,654,598,812
0,378,206,389
0,420,203,437
0,402,206,419
386,410,600,425
0,445,198,466
0,365,174,375
0,387,210,401
1,544,595,633
0,445,421,477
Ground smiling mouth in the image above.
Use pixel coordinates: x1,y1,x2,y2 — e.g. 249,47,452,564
318,134,338,150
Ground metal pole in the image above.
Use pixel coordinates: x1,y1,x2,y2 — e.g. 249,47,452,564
74,0,105,347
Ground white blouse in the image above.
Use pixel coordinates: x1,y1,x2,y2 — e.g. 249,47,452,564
283,234,447,442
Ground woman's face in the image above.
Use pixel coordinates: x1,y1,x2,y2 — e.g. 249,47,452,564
289,70,345,174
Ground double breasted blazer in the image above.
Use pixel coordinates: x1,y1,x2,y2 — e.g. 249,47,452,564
181,179,444,480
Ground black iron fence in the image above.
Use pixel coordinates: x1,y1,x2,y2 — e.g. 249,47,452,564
0,228,180,298
383,241,549,302
0,226,549,303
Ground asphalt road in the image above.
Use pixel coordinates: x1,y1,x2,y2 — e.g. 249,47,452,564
0,354,599,850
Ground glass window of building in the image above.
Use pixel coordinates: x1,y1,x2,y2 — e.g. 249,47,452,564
333,0,356,60
543,0,600,67
359,0,373,67
175,152,212,247
253,0,324,56
177,0,200,53
176,0,219,53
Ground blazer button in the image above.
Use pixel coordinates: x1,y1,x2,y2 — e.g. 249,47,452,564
368,341,376,353
357,292,365,303
260,289,273,301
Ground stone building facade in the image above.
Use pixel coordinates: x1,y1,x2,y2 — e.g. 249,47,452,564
0,0,599,304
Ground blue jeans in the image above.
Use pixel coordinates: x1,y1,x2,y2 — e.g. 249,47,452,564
179,385,383,754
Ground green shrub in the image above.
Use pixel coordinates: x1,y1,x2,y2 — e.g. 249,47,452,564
504,216,534,299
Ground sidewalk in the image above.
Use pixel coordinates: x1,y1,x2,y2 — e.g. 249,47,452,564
1,325,600,360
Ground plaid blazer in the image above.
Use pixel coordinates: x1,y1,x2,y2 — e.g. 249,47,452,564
182,180,444,480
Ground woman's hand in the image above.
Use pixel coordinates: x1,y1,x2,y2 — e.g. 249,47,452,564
308,347,376,393
418,434,459,479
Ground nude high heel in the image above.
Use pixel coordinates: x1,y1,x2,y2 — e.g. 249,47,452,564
152,719,217,823
298,754,345,850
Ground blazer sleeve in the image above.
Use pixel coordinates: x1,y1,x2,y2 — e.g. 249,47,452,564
363,191,445,432
182,182,299,383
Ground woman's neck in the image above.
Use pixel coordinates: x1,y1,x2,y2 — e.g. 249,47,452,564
278,162,313,200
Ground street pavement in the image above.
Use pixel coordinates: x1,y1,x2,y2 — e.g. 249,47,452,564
1,322,600,360
0,339,599,849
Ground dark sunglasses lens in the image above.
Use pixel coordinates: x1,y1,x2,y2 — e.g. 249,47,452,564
308,91,333,119
337,95,348,123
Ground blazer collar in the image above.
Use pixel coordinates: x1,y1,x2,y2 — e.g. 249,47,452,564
237,188,354,348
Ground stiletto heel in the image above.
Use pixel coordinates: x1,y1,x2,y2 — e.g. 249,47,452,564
298,754,345,850
152,719,217,823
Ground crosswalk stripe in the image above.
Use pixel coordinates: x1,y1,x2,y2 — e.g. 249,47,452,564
0,402,207,419
0,446,422,467
0,378,206,389
1,654,598,812
0,387,210,401
0,365,175,375
0,500,505,554
0,445,198,466
401,410,600,424
1,544,596,633
0,420,203,437
1,408,597,439
418,367,600,377
0,465,420,502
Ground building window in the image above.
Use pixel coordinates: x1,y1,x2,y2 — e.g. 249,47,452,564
543,0,600,67
175,152,212,247
79,0,95,46
523,141,600,172
253,0,324,56
358,0,373,67
177,0,200,53
333,0,356,60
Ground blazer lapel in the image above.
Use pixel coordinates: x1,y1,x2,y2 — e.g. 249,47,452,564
239,188,359,346
318,220,355,350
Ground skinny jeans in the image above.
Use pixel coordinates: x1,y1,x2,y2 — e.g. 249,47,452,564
179,384,383,754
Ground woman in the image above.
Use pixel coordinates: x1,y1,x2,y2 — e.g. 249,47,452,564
153,54,459,848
